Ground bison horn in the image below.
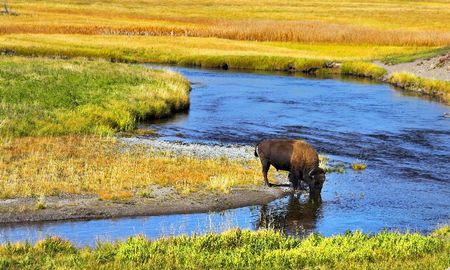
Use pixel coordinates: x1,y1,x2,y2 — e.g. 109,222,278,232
309,167,325,176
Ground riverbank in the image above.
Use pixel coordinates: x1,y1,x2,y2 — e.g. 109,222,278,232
1,227,448,269
0,135,303,223
341,53,450,104
0,186,290,224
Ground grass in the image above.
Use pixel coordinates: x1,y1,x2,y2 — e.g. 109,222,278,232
341,62,387,80
0,136,262,198
382,46,450,65
0,56,190,137
0,227,448,269
35,195,46,210
389,72,450,104
1,0,449,68
0,136,333,199
1,0,450,45
0,35,437,67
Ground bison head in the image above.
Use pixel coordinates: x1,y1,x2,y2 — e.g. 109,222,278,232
308,167,326,194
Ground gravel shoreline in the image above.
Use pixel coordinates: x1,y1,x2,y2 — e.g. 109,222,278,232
120,137,256,160
374,53,450,82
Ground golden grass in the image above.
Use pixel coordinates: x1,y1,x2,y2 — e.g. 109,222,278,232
0,34,437,64
0,136,266,198
389,72,450,104
1,0,450,46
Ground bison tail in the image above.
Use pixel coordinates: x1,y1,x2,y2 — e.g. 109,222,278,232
254,144,259,157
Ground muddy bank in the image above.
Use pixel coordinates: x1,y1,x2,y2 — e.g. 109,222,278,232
0,186,291,224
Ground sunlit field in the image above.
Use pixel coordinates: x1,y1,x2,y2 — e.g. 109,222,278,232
0,34,439,64
1,0,449,65
1,0,450,45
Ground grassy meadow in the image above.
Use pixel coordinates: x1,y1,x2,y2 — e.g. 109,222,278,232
0,57,190,137
0,227,449,269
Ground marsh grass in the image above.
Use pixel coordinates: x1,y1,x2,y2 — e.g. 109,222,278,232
0,56,190,137
389,72,450,104
0,227,448,269
0,136,266,198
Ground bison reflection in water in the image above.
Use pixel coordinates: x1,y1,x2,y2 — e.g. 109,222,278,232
255,139,326,196
256,194,323,235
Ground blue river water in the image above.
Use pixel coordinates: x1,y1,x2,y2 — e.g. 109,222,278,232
1,66,449,247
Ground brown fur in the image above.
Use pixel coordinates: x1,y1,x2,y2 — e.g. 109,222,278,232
255,139,325,195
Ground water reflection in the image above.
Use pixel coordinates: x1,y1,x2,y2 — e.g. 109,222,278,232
257,194,322,236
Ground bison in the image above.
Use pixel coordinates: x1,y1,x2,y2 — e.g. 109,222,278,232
254,139,325,196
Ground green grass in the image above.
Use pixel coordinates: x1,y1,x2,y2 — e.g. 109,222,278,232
0,227,448,269
388,72,450,104
383,46,450,65
341,62,387,80
0,56,190,137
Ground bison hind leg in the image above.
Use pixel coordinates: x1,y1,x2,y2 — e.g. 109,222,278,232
260,159,272,187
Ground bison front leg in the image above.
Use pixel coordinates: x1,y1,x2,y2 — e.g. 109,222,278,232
260,159,272,187
289,170,300,190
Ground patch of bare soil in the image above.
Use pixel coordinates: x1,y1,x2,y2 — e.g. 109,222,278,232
375,52,450,81
0,186,291,224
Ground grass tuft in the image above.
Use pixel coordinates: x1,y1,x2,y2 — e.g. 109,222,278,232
35,195,46,210
351,163,367,171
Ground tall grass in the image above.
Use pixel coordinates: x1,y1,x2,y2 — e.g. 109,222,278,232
0,227,448,269
2,20,449,46
1,0,450,46
0,57,190,137
389,72,450,104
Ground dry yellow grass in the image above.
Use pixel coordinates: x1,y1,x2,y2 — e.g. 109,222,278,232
0,34,437,63
0,136,266,198
1,0,450,46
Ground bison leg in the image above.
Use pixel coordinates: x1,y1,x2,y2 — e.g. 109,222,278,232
289,170,301,190
260,159,272,187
